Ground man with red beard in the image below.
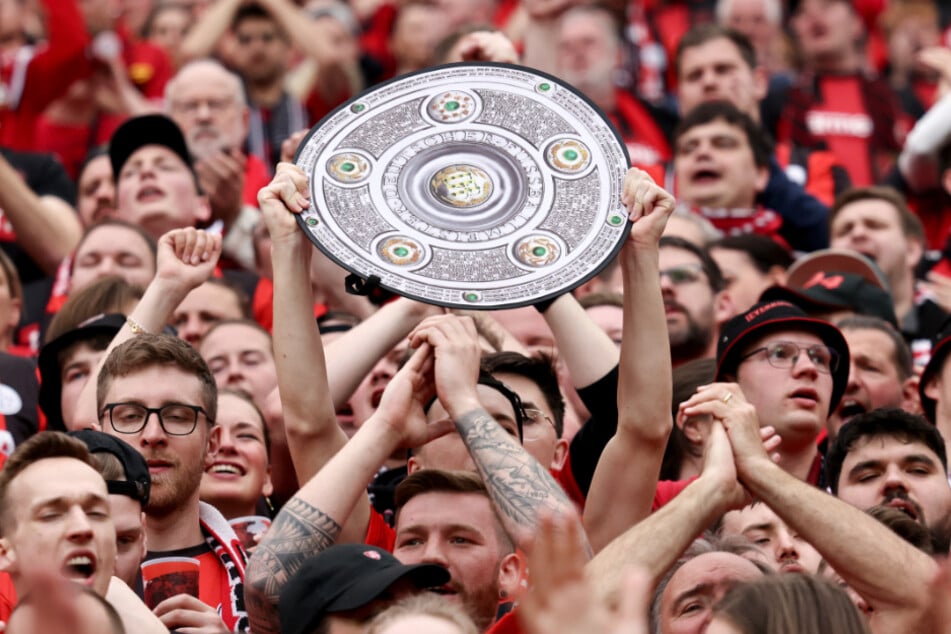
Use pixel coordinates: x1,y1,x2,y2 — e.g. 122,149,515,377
98,334,249,632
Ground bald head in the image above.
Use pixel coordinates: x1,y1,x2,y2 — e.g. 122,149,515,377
165,60,249,159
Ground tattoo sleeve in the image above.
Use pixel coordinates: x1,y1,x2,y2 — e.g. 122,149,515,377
454,408,581,550
245,498,343,634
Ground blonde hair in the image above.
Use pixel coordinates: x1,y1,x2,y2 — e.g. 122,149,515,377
366,594,479,634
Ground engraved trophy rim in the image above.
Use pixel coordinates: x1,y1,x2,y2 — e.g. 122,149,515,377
294,61,632,310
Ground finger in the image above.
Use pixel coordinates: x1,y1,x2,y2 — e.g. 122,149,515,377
205,232,222,261
403,341,432,371
425,417,456,443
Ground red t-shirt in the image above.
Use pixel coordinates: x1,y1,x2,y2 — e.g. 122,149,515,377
0,571,13,624
243,155,271,208
0,0,90,152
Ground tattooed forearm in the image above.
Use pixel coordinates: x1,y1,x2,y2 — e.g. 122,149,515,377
455,408,576,545
245,498,343,633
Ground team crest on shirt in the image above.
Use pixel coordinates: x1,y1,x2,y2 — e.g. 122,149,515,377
363,550,382,560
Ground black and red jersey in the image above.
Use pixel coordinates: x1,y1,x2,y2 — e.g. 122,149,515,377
777,72,911,187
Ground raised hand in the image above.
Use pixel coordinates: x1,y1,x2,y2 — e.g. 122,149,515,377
258,162,310,245
154,227,222,292
620,167,676,250
407,315,483,420
279,129,309,165
196,149,247,227
519,512,652,634
680,382,775,481
371,341,454,449
450,31,520,64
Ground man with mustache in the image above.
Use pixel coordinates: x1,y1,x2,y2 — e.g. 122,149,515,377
98,333,249,632
826,408,951,534
165,59,267,271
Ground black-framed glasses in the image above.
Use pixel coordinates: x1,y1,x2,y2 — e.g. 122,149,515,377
659,263,705,286
101,402,208,436
740,341,839,374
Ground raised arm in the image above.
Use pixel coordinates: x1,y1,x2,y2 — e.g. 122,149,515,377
0,153,81,275
72,228,221,428
256,0,359,70
683,382,938,633
584,168,675,552
178,0,242,64
323,297,440,411
410,315,584,552
246,342,451,634
260,163,344,485
898,49,951,193
587,421,745,599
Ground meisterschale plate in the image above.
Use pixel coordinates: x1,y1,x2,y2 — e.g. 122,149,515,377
294,61,631,309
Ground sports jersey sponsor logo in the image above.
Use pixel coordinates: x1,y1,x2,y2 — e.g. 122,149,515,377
627,142,661,166
806,111,873,138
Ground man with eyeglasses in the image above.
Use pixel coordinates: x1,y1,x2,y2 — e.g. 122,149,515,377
685,299,849,486
659,235,734,368
481,351,569,473
165,59,267,271
97,333,249,632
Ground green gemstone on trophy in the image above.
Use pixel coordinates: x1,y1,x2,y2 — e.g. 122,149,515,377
532,246,546,257
306,217,318,226
351,103,365,113
610,215,623,225
563,149,578,161
539,83,551,91
394,246,409,257
464,292,478,302
445,101,460,111
341,162,355,172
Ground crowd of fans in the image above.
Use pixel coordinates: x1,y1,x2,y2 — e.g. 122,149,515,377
3,0,951,632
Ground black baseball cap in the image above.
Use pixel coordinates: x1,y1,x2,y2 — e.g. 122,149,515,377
760,248,897,326
68,430,151,506
108,114,198,187
279,544,449,634
758,276,897,326
716,300,850,414
38,313,126,431
919,317,951,423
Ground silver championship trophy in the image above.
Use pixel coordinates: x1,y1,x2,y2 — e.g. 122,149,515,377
295,62,631,309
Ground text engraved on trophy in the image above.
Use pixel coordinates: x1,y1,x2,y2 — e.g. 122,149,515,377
323,183,395,251
539,170,601,249
339,97,430,158
419,246,527,282
473,90,572,146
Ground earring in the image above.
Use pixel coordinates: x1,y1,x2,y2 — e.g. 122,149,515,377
265,496,275,515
